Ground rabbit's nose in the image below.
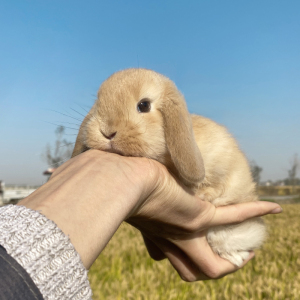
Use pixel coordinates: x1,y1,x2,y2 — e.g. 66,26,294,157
102,131,117,140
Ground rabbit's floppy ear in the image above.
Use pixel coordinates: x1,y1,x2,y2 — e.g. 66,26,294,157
159,83,205,188
71,113,91,158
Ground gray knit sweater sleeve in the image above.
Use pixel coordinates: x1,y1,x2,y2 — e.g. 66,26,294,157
0,205,93,300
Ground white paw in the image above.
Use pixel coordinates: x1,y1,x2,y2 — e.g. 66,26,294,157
220,251,250,267
207,218,266,267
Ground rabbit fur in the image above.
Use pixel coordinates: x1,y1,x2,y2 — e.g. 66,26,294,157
72,68,266,267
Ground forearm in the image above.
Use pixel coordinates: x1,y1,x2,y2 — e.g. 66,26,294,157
0,152,154,299
18,151,154,269
0,163,141,299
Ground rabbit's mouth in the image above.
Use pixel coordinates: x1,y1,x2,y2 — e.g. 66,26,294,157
83,145,125,157
102,140,127,156
105,147,125,156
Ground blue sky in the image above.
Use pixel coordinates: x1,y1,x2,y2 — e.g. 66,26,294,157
0,0,299,185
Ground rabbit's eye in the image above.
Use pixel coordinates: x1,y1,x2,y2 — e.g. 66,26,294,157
137,99,151,113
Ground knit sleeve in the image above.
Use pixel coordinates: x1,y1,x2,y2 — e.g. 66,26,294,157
0,205,92,300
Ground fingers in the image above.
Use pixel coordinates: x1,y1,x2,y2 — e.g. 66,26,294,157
173,233,238,280
156,239,205,281
152,235,254,281
142,234,166,261
159,233,256,281
206,201,282,228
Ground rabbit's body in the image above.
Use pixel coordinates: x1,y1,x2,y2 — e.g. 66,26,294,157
191,115,265,266
72,68,266,266
191,115,257,206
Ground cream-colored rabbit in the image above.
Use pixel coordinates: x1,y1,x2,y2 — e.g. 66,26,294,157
72,68,266,267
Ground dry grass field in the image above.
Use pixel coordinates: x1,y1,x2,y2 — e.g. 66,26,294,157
89,204,300,300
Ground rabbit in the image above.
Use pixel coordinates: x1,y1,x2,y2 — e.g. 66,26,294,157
71,68,266,267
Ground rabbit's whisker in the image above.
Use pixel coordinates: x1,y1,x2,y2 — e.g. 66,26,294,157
43,121,79,131
70,107,86,118
61,121,81,127
48,109,83,122
75,103,91,114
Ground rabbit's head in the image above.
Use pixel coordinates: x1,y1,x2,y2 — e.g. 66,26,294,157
72,68,204,188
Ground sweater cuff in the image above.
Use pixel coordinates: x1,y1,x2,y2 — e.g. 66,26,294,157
0,205,92,300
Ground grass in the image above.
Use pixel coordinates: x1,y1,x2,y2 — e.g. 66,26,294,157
261,197,300,204
89,204,300,300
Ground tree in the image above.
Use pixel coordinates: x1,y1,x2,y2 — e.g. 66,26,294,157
43,126,74,169
250,161,263,187
287,154,299,193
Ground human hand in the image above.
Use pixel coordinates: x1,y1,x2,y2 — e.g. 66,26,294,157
19,149,282,280
126,160,282,281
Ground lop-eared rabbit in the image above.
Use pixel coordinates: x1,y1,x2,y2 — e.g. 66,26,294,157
72,68,266,266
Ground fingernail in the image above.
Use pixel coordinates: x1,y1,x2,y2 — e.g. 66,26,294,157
271,206,283,214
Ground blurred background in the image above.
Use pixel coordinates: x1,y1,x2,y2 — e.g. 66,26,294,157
0,0,299,189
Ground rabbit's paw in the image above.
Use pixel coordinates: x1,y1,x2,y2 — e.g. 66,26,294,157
219,251,250,267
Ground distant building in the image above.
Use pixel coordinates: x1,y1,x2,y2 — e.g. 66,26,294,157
43,168,56,176
261,180,273,186
43,168,56,181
